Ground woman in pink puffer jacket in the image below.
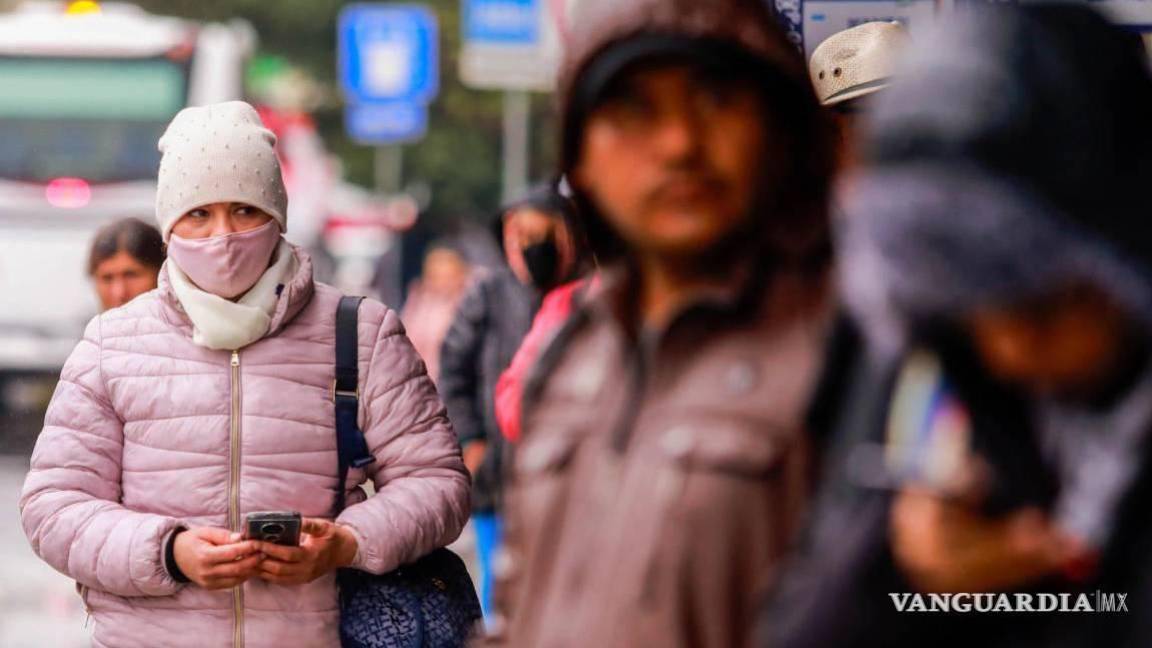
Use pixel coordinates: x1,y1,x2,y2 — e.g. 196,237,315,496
18,102,470,647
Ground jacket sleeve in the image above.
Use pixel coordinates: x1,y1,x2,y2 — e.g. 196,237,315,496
437,278,488,446
19,316,184,597
337,308,471,574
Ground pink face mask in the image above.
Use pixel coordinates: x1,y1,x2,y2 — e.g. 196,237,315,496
167,220,281,299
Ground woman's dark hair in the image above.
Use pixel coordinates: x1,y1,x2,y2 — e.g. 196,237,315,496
88,218,165,275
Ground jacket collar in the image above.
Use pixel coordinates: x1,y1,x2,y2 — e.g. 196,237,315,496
157,244,316,341
588,259,768,335
576,257,830,364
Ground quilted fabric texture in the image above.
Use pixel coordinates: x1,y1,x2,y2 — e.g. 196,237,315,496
19,246,471,648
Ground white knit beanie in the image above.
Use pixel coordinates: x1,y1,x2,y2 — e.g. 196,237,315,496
155,101,288,241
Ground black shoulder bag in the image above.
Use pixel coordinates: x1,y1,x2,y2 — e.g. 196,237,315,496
334,296,482,648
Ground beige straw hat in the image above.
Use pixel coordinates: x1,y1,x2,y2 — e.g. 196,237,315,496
809,22,907,107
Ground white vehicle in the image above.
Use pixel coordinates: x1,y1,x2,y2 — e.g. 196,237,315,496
0,1,253,374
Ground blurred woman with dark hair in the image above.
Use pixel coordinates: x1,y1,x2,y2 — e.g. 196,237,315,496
88,217,165,311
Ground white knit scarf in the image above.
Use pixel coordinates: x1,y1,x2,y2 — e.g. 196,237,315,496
167,240,298,350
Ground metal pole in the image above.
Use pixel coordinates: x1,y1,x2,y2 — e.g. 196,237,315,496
375,145,404,196
502,90,531,204
373,145,405,306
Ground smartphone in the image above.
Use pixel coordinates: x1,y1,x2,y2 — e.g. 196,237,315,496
884,349,972,495
882,334,1055,516
245,511,302,546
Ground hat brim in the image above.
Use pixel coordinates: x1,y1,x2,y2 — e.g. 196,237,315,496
573,34,769,125
822,78,891,107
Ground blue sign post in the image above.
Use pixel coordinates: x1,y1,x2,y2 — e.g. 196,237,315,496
338,3,439,145
346,101,429,144
459,0,554,89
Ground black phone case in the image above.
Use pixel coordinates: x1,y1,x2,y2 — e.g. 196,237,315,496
925,328,1058,516
245,511,302,546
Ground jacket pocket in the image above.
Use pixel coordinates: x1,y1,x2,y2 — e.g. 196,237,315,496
515,432,582,478
507,433,583,544
659,422,787,478
504,431,584,600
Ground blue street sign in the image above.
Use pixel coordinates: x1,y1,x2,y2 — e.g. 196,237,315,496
463,0,539,45
338,4,439,105
345,101,429,145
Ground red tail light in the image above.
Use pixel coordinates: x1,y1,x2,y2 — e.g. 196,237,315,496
45,178,92,209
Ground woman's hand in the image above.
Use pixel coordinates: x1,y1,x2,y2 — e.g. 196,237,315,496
173,527,264,590
254,518,359,585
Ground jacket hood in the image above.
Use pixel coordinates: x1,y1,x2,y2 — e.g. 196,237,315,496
557,0,806,98
558,0,808,170
841,4,1152,351
558,0,833,267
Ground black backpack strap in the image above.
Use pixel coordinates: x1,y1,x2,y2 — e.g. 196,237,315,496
334,296,376,514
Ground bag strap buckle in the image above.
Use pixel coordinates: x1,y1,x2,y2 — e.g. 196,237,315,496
331,379,361,403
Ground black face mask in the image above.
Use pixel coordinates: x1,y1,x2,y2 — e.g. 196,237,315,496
521,239,560,289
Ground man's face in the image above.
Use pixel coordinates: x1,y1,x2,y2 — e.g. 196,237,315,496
573,62,769,261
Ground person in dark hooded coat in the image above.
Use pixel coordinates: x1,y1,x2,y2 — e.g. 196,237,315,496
762,5,1152,647
438,184,579,619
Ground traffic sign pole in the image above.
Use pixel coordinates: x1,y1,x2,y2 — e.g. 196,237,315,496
461,0,556,202
338,3,438,307
501,90,530,204
375,146,404,196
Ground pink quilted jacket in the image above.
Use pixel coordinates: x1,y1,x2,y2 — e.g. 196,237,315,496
19,247,471,647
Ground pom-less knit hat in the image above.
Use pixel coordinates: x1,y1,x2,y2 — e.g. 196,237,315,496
155,101,288,241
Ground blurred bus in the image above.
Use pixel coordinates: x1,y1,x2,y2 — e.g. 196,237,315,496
0,1,252,381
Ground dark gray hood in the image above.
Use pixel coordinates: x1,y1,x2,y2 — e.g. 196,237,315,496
841,4,1152,351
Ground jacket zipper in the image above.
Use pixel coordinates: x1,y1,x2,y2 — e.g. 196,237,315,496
229,350,244,648
79,584,91,628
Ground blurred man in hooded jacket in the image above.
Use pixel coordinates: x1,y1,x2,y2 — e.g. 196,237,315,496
499,0,837,645
763,6,1152,647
